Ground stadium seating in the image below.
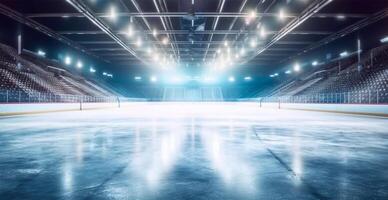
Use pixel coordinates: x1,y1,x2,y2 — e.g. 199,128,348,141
259,45,388,103
0,43,119,102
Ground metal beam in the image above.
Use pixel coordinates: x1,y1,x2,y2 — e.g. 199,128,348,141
66,0,147,64
282,8,388,62
26,12,369,19
0,3,107,62
90,47,300,52
203,0,226,61
246,0,333,62
59,30,332,35
78,40,313,45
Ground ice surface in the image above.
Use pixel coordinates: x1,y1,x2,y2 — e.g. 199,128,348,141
0,102,387,199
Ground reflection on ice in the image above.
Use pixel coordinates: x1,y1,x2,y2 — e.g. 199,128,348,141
201,127,257,194
132,122,186,190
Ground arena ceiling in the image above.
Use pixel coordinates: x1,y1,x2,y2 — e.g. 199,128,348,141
0,0,387,71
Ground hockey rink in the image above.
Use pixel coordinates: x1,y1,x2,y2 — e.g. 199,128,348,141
0,102,387,199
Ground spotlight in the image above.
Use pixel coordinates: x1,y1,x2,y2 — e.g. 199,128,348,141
244,76,252,81
146,47,153,55
293,63,301,72
279,9,285,21
340,51,348,57
109,6,117,21
150,76,157,82
37,50,46,57
127,24,134,37
336,15,346,20
136,37,142,47
228,76,235,82
152,29,158,37
312,61,318,66
240,47,246,56
76,61,83,69
134,76,142,81
250,38,257,48
285,70,292,74
162,37,169,45
245,10,256,25
89,67,96,73
260,26,267,38
64,56,72,65
380,36,388,43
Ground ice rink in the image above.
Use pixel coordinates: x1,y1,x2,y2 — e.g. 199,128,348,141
0,102,388,200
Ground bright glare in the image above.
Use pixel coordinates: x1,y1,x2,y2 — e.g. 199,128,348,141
312,61,318,66
224,41,228,47
146,47,153,55
134,76,142,81
340,51,348,57
244,76,252,81
249,10,257,18
109,6,117,21
76,61,83,69
250,38,257,48
150,76,158,82
260,26,267,38
136,37,143,47
162,37,169,45
37,50,46,57
89,67,96,73
293,63,301,72
279,9,285,21
245,10,256,25
380,36,388,43
240,47,246,56
127,24,134,37
285,70,292,74
336,15,346,20
228,76,235,82
64,56,72,65
153,29,158,37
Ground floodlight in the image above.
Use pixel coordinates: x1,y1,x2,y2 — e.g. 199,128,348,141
37,50,46,57
380,36,388,43
228,76,235,82
65,56,72,65
279,9,285,20
136,37,142,47
153,29,158,37
150,76,157,82
162,37,169,45
340,51,348,57
244,76,252,81
109,6,117,21
260,26,267,38
293,63,301,72
76,61,83,68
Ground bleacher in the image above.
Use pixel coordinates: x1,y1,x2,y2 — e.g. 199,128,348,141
258,44,388,103
0,43,119,101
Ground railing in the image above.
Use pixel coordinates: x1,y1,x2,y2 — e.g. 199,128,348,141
245,90,388,104
0,89,146,103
